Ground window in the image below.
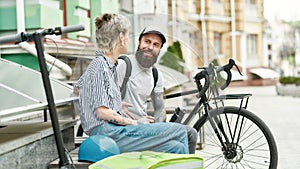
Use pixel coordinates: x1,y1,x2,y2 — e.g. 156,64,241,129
246,0,256,5
247,34,257,56
268,44,272,50
247,34,258,67
245,0,257,18
214,32,222,54
74,7,88,17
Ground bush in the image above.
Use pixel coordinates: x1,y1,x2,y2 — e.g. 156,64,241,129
159,41,185,73
279,76,300,86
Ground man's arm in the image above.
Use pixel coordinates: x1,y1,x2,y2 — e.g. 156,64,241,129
151,92,167,122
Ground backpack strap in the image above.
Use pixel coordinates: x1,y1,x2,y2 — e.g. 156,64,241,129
152,66,158,89
118,55,159,99
118,55,132,99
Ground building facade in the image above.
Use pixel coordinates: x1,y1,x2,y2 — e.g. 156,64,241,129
165,0,266,78
0,0,269,81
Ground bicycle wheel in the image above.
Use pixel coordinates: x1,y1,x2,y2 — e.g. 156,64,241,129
193,106,278,169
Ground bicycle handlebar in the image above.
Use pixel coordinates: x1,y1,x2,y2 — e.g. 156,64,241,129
194,70,210,97
0,24,85,44
216,59,236,90
194,59,242,97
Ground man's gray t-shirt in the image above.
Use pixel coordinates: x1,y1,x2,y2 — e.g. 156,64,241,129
116,55,164,119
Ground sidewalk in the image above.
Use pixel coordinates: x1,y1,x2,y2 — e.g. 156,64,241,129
225,85,300,169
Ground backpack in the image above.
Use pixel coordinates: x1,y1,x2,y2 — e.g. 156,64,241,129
118,55,158,99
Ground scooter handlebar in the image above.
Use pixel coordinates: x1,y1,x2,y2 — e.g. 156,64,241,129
0,32,24,44
58,24,85,34
0,24,85,44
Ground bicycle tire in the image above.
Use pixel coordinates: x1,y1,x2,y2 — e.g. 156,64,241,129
193,106,278,169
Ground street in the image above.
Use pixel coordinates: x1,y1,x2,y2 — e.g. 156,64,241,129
223,85,300,168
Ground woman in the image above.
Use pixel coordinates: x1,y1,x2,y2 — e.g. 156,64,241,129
75,13,189,154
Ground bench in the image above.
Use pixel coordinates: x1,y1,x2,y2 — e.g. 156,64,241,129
48,147,91,169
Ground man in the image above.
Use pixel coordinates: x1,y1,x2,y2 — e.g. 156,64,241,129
116,26,198,153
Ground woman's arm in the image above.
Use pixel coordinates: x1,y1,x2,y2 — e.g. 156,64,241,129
96,106,137,125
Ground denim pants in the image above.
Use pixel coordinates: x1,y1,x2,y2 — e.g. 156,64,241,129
186,125,198,153
91,122,189,154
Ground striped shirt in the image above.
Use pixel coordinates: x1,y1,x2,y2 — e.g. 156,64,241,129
74,51,127,134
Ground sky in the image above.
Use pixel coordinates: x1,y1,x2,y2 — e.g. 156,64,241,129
264,0,300,22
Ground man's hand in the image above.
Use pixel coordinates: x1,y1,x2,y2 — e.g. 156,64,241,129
121,102,136,120
138,116,155,124
122,102,133,109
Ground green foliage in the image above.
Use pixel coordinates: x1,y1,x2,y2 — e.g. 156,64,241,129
172,41,183,60
211,59,219,66
211,59,226,87
284,20,300,29
279,76,300,86
159,41,185,73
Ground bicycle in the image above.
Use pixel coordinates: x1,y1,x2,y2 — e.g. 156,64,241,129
166,59,278,169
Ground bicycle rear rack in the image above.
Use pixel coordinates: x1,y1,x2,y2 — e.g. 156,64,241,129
212,93,252,109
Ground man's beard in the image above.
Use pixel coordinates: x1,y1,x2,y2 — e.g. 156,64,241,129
135,49,158,68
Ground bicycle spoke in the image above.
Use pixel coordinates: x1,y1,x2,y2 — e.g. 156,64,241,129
244,152,270,159
204,153,224,168
239,159,255,169
241,157,269,167
239,128,260,143
238,119,254,141
205,122,223,146
244,137,267,152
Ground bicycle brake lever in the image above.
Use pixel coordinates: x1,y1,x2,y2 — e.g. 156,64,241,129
234,63,243,76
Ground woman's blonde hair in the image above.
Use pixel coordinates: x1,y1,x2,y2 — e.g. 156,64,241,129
95,13,130,53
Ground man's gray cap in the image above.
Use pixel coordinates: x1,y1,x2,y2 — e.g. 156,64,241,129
138,26,166,46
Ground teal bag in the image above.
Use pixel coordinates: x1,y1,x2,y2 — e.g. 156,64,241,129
89,151,204,169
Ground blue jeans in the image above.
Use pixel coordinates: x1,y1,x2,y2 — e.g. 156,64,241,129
90,122,189,154
186,125,198,153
